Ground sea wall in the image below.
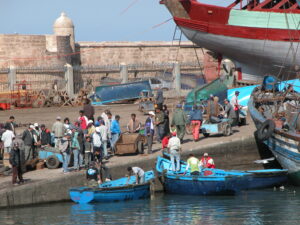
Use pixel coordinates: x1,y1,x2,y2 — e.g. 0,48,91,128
0,134,268,209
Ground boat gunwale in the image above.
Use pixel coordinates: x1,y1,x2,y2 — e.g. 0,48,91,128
69,181,153,193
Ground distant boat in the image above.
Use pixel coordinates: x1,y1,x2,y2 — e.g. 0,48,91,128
156,155,287,195
161,0,300,80
248,76,300,185
69,171,155,204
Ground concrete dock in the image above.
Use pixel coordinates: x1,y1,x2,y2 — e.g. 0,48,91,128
0,103,271,208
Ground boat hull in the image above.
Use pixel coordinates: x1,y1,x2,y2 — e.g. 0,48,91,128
157,155,287,193
180,26,297,79
162,173,239,195
70,184,151,204
248,89,300,185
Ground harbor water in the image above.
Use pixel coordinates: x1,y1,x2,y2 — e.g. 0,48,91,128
1,187,300,225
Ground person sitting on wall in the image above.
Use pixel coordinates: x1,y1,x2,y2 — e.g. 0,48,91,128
200,153,215,169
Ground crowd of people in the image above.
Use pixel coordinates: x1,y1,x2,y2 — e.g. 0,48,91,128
0,90,244,185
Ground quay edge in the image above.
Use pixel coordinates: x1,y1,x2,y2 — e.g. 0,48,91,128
0,134,269,208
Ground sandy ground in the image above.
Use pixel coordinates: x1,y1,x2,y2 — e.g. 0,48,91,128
0,101,256,188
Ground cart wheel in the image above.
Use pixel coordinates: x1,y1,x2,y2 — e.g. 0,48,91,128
46,155,60,169
137,141,144,154
223,124,231,136
203,133,210,138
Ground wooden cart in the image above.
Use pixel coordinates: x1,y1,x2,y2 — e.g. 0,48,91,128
115,133,145,155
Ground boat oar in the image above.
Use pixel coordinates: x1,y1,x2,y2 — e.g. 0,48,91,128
150,180,155,200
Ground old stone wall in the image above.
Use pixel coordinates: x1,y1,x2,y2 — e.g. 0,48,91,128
0,34,72,68
77,41,204,66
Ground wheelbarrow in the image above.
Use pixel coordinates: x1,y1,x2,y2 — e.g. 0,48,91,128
115,132,145,155
200,118,232,137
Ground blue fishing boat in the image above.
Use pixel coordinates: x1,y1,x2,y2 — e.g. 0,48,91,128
156,155,287,194
69,170,155,204
248,76,300,185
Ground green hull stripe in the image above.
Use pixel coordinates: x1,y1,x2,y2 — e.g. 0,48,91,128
228,10,300,30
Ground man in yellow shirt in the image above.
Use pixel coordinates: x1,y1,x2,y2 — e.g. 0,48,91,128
184,154,201,175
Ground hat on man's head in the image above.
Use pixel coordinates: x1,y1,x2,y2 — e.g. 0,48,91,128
29,125,35,129
204,153,208,157
56,116,61,120
149,111,155,116
88,120,93,124
95,127,101,133
34,122,39,127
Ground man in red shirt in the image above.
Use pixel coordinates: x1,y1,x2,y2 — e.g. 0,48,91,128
200,153,215,168
78,110,88,131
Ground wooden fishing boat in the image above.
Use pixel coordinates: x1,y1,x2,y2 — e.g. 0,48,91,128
248,76,300,185
69,170,155,204
161,0,300,80
157,155,287,193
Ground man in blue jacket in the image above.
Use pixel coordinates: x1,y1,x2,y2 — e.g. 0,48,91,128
145,111,155,154
190,105,203,141
110,115,121,154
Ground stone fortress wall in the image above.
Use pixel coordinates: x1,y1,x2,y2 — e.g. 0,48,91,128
0,12,217,93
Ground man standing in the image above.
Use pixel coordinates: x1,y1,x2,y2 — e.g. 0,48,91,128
145,111,155,154
110,115,121,154
92,127,102,161
155,107,165,142
1,125,15,154
127,167,145,184
59,133,72,174
171,104,187,142
185,154,201,175
5,116,16,134
230,91,241,125
223,98,237,126
52,116,65,148
71,126,82,171
189,105,203,141
168,132,181,172
99,120,108,159
127,113,141,133
83,99,95,121
9,140,24,185
1,125,15,167
22,125,34,161
200,153,215,168
155,89,164,110
40,124,52,146
78,110,89,131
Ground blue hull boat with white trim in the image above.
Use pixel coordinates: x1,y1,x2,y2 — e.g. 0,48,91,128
69,170,155,204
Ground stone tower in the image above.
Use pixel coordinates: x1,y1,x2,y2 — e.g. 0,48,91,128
53,12,75,52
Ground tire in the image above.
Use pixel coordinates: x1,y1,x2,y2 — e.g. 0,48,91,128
223,124,231,136
137,141,144,154
203,133,210,137
46,155,60,169
257,119,275,141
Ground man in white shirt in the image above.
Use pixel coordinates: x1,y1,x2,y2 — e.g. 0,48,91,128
2,126,15,153
127,166,145,184
230,91,241,125
99,120,108,159
92,127,102,161
168,132,181,172
2,126,15,168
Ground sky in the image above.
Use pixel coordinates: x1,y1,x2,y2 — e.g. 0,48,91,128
0,0,233,42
